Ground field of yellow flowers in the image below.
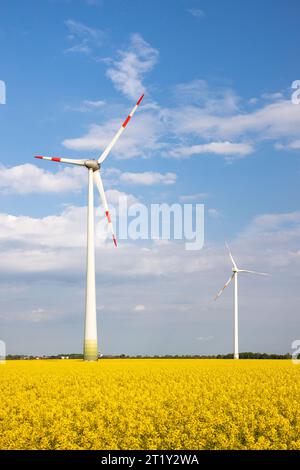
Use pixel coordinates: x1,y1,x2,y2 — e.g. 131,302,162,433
0,359,299,450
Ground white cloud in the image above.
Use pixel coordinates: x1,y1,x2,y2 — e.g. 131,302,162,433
168,141,254,159
226,212,300,272
65,99,105,112
63,110,166,159
0,164,144,199
62,80,300,164
106,33,159,99
0,192,135,254
2,201,300,278
29,309,48,323
120,171,176,186
188,8,205,18
208,208,220,218
83,99,105,108
105,188,138,207
288,140,300,149
168,99,300,141
196,336,214,341
261,92,283,101
0,206,87,249
0,164,86,194
0,204,211,277
174,80,240,114
179,193,208,202
65,19,105,54
134,304,145,312
1,206,300,355
6,307,54,324
102,168,176,187
240,211,300,242
275,139,300,151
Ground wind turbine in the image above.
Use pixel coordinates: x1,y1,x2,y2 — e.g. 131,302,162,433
214,243,268,359
35,94,144,361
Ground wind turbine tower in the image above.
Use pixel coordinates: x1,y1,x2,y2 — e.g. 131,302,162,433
35,94,144,361
214,243,268,359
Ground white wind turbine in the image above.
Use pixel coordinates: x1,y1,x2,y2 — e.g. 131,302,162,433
214,243,268,359
35,94,144,361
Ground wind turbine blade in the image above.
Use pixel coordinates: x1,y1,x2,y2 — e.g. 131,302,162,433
225,241,238,269
93,170,117,247
214,274,235,300
239,269,269,276
98,94,144,164
35,156,86,166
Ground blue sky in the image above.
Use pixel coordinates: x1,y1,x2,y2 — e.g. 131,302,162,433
0,0,300,356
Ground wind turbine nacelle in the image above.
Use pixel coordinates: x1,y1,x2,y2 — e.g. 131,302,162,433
84,159,100,171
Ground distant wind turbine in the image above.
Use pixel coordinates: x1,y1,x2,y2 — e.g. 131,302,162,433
214,243,269,359
35,94,144,361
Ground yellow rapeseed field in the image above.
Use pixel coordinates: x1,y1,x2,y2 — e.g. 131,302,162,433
0,359,299,450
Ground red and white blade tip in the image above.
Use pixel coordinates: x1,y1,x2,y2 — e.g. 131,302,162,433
137,94,144,105
35,156,61,162
105,211,111,223
122,115,131,128
105,211,117,247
